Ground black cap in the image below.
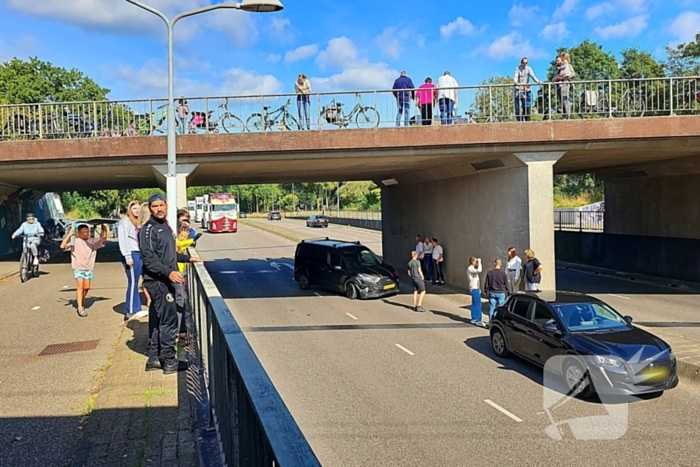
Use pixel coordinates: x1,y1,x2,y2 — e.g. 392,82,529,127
148,193,166,206
25,213,35,219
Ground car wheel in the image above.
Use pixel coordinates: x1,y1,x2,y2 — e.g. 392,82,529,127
345,282,358,300
490,328,510,358
563,358,594,398
298,273,311,290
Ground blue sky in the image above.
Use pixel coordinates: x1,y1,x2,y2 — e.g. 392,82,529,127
1,0,699,100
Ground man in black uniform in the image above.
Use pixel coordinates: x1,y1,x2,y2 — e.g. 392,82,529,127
139,193,198,374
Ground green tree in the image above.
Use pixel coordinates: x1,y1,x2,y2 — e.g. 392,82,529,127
0,57,110,104
471,76,515,120
620,47,665,78
663,44,700,76
546,40,621,81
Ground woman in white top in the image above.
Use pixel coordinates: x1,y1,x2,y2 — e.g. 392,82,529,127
468,257,484,326
294,74,312,130
506,247,522,294
117,201,142,320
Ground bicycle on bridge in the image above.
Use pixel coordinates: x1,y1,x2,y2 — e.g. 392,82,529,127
320,93,380,129
246,98,300,132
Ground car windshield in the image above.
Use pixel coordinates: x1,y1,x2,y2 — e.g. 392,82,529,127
211,203,237,212
552,302,630,333
343,248,381,267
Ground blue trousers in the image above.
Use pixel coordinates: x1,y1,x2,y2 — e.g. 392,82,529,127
470,289,483,322
120,251,143,314
423,254,433,281
439,98,455,124
488,292,507,320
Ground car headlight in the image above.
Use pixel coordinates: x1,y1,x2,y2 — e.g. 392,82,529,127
591,355,623,368
357,274,380,283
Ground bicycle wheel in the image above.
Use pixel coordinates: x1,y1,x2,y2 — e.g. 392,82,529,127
19,253,29,283
245,113,266,132
355,107,380,129
284,114,300,131
219,114,245,133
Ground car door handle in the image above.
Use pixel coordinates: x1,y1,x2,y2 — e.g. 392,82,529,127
525,330,534,336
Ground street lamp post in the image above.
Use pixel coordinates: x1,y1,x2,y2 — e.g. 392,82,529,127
125,0,284,228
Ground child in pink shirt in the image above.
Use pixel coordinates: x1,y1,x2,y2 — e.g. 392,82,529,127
61,223,107,317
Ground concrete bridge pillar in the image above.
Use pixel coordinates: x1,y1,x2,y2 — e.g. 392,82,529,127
381,151,563,292
151,164,199,211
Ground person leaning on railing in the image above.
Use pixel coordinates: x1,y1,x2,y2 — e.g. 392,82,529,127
294,74,312,131
513,57,541,122
554,53,575,119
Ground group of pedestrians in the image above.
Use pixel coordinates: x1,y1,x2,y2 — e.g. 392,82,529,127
393,71,460,126
407,238,543,325
408,234,444,312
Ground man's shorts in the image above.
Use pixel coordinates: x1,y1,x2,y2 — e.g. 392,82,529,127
411,277,426,293
74,269,94,281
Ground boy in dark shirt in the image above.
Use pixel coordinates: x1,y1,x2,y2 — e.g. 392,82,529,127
484,259,508,324
408,251,426,312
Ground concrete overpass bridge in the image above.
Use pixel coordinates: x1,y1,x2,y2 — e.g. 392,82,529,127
1,79,699,290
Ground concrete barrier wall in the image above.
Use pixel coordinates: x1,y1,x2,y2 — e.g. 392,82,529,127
555,231,700,283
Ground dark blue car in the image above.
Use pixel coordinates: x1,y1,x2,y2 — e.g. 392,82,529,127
489,291,679,398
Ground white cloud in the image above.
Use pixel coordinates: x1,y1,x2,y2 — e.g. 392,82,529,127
553,0,579,19
4,0,257,47
440,17,477,38
586,2,614,20
109,60,282,99
484,33,547,61
269,17,293,41
617,0,647,12
264,53,281,64
541,22,570,40
594,14,648,38
284,44,319,63
668,11,700,43
509,4,539,27
311,37,398,92
375,27,415,59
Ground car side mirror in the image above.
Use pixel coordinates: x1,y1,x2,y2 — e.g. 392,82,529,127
543,321,561,336
624,315,633,325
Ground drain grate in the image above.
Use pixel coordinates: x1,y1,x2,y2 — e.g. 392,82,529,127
39,339,100,356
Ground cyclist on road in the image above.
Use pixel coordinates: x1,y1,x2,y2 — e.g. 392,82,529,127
12,213,44,266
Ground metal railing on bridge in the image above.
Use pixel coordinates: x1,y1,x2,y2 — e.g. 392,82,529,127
554,210,604,232
187,251,320,467
1,76,699,141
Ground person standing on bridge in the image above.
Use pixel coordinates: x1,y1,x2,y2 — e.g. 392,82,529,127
513,57,541,121
408,251,426,312
295,74,312,130
118,200,144,321
416,77,437,126
139,193,199,374
436,71,459,124
176,98,190,134
393,71,415,127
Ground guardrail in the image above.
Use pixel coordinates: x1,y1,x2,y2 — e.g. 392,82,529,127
187,250,320,467
285,210,382,220
555,210,604,232
1,76,698,141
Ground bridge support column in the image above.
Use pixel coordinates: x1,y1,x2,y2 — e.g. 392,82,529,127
381,151,563,292
151,164,198,210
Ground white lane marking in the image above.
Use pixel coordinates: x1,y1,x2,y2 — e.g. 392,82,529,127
346,313,358,320
62,285,69,289
607,293,631,300
31,306,41,311
395,343,415,356
484,399,523,422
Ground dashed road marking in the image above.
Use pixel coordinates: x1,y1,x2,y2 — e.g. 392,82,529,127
62,286,69,289
484,399,523,422
346,313,358,320
31,306,41,311
395,343,415,356
607,293,631,300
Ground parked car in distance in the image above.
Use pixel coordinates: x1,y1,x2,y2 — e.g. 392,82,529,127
268,210,282,221
240,212,247,218
489,291,678,399
294,238,399,300
306,215,329,228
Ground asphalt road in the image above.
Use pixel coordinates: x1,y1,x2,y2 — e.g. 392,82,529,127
197,220,700,467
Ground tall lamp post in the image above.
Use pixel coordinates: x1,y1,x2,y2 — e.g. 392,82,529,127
126,0,284,228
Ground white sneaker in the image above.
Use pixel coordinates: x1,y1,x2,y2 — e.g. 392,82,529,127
133,310,149,319
33,257,39,266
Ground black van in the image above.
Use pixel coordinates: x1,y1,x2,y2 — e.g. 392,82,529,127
294,238,399,299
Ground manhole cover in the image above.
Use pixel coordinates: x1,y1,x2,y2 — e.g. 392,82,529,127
39,339,100,356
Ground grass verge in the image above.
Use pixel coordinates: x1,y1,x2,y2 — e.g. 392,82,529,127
239,219,304,243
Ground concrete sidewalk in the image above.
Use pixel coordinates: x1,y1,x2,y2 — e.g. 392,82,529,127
0,241,201,467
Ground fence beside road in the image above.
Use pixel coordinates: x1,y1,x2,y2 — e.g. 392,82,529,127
187,251,320,467
554,210,604,232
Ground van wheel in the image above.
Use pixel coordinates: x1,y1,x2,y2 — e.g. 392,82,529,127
345,282,358,300
298,273,311,290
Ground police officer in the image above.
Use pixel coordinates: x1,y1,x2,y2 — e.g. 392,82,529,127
139,193,199,374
